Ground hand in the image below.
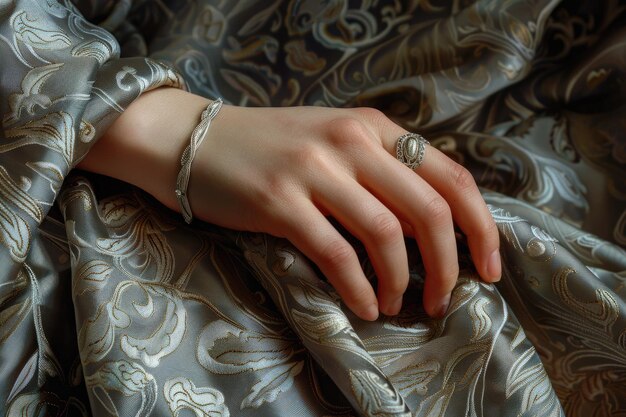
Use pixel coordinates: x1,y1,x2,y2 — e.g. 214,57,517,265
79,88,501,321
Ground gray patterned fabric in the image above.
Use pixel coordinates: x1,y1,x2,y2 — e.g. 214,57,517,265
1,0,625,416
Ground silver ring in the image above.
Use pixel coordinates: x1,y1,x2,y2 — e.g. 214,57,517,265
396,132,429,170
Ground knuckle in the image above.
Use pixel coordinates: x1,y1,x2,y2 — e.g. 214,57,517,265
386,275,408,295
429,264,460,294
264,173,293,199
440,270,460,293
450,163,476,192
327,117,370,149
481,217,500,241
319,239,355,270
256,175,299,211
423,195,452,226
246,177,276,209
288,144,328,172
353,106,385,122
466,211,500,243
370,212,402,245
345,285,375,308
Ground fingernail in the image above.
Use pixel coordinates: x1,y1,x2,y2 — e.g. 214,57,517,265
437,293,451,318
361,304,379,321
488,249,502,281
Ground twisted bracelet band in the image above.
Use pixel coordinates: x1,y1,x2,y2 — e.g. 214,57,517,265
175,97,223,224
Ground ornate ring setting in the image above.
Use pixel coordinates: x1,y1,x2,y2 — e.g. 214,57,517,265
395,132,429,170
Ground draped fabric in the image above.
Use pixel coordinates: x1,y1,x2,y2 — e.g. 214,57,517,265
1,0,625,416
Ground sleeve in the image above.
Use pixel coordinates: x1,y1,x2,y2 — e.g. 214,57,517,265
0,0,186,410
0,0,185,264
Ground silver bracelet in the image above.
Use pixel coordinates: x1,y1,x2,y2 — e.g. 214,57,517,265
175,97,223,224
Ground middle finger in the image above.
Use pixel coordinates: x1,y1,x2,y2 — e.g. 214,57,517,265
354,143,459,318
310,169,410,317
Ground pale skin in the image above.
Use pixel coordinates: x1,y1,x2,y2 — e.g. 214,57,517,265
77,87,501,321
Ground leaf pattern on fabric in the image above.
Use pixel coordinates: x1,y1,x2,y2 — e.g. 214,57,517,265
73,259,113,295
71,39,113,64
196,319,304,409
164,377,230,417
242,362,304,409
85,360,157,417
25,161,64,195
6,351,38,405
349,369,410,417
11,11,71,50
93,193,176,283
288,279,366,351
78,281,186,368
552,267,620,331
389,359,440,398
4,111,75,167
506,347,553,412
0,165,43,223
0,194,31,262
4,63,63,124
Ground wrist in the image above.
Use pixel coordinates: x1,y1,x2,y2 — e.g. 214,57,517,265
77,87,211,212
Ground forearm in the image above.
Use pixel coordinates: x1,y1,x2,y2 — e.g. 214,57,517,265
76,88,211,212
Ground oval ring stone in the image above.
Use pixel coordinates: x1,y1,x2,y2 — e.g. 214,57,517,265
404,137,418,158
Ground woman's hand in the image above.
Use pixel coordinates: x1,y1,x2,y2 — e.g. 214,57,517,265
78,88,501,321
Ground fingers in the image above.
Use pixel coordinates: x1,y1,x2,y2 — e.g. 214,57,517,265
274,197,380,321
355,149,459,318
417,148,501,282
357,109,501,285
310,171,409,317
269,109,499,322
